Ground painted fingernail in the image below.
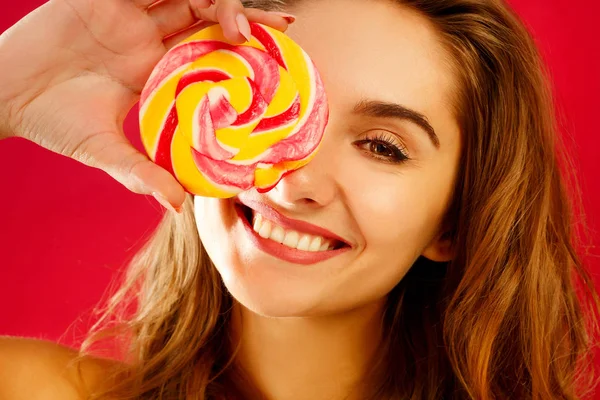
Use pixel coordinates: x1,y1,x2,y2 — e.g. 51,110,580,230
210,0,215,4
270,12,296,23
236,13,252,42
152,192,179,214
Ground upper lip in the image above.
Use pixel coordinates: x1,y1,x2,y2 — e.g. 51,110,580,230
236,198,351,247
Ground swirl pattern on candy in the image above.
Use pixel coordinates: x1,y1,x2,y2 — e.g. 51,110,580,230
139,23,329,198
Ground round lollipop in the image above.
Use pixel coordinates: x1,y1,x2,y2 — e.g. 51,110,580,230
139,22,329,198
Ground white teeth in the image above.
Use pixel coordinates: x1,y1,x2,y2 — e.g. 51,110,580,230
258,220,272,239
251,211,339,252
270,225,285,243
253,213,263,231
297,235,311,251
282,230,299,248
308,236,322,252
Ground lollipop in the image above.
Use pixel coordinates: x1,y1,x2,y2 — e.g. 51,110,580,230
139,23,329,198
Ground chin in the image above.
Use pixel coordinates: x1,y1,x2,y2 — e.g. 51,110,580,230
216,259,331,318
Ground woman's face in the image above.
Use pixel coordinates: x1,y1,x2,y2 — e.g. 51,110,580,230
195,0,462,317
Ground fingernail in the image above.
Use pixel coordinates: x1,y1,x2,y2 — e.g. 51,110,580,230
270,12,296,23
210,0,215,4
236,13,252,42
151,192,180,214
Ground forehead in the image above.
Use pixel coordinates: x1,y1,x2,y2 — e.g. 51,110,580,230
285,0,458,136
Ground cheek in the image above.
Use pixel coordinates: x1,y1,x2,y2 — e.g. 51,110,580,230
194,196,222,233
342,161,449,258
193,197,235,269
332,169,448,305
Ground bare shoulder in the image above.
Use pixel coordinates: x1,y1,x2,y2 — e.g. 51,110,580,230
0,336,120,400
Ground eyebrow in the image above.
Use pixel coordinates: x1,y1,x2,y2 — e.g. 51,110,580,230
352,99,441,148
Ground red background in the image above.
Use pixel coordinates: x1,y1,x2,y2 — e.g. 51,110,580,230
1,0,599,395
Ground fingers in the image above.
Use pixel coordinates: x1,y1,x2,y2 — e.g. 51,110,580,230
245,8,293,32
163,20,216,49
133,0,163,8
74,131,186,213
147,0,197,37
193,0,292,43
126,154,187,213
189,0,249,43
205,2,295,39
149,0,293,45
188,0,213,9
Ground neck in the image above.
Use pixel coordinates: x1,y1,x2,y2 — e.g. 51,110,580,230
228,301,385,400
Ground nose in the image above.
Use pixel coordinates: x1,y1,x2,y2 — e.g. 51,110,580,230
266,133,340,210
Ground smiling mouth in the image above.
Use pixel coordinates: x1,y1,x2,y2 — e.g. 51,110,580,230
236,204,348,252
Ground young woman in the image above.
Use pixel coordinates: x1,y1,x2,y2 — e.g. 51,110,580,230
0,0,598,399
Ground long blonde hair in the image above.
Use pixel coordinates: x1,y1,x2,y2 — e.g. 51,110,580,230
80,0,600,398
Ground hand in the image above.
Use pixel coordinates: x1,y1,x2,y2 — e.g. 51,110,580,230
0,0,293,211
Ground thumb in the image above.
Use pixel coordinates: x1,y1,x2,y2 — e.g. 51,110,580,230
73,130,187,212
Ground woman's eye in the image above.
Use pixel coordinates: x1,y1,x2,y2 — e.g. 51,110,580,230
353,132,410,164
370,141,398,158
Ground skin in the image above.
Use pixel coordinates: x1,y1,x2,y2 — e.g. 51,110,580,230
0,0,290,398
0,0,291,210
0,0,461,399
194,1,462,398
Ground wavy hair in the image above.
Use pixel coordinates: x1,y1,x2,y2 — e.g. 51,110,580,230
78,0,600,398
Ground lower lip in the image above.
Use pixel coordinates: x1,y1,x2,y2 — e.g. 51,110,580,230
234,204,350,265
